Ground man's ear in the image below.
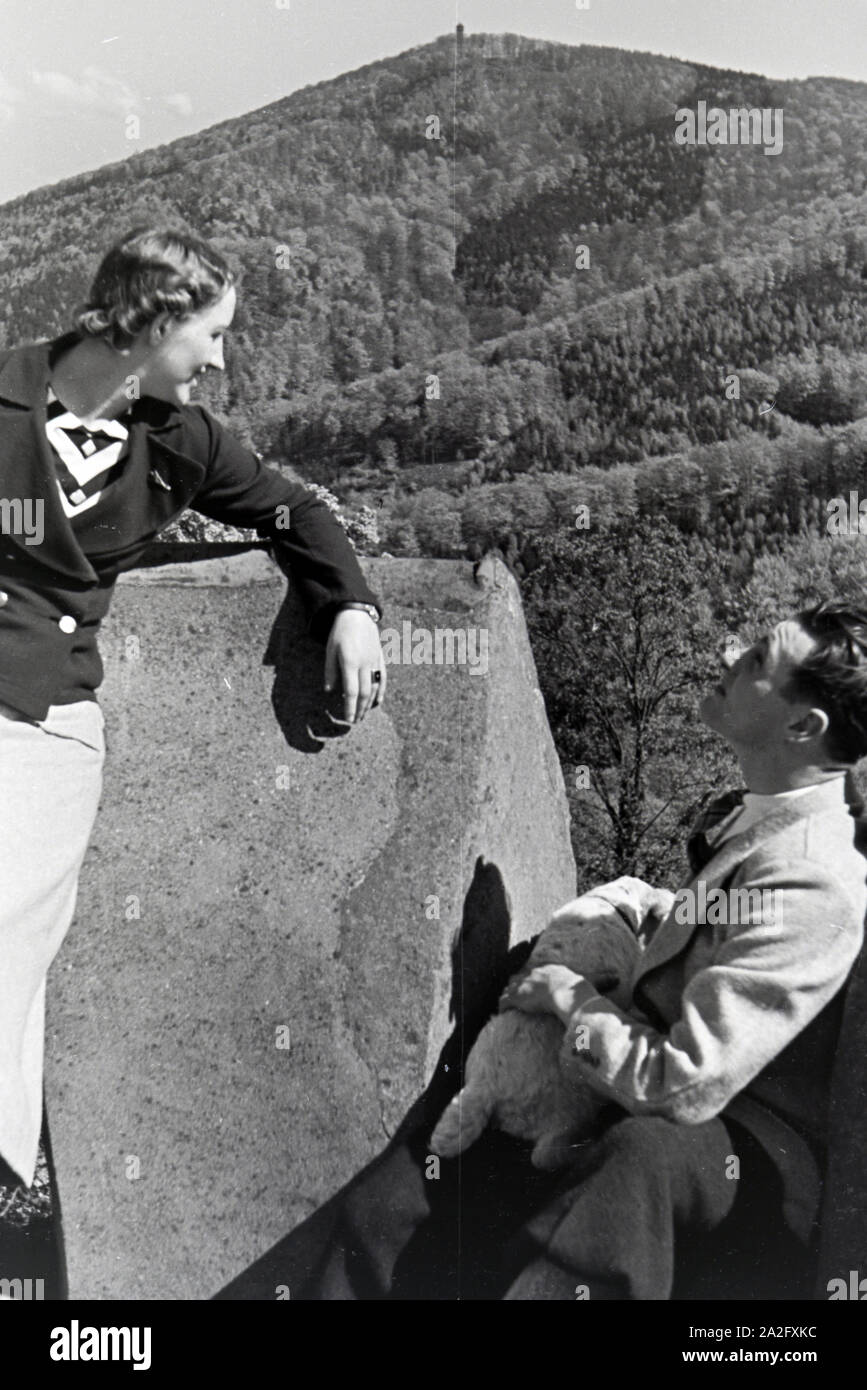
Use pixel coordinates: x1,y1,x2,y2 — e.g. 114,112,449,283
786,707,829,744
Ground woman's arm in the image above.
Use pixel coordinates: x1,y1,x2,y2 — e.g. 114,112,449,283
184,405,386,720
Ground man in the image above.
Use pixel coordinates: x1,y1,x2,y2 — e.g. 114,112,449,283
495,601,867,1297
217,600,867,1300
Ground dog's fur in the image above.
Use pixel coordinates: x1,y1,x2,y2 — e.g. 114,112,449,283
429,899,641,1170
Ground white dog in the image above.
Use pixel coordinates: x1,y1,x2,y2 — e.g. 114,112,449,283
430,881,671,1170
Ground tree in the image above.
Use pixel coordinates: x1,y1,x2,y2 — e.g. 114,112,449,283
775,350,867,428
727,534,867,635
521,517,736,885
408,489,463,556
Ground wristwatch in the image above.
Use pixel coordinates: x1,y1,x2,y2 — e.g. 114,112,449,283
337,602,381,626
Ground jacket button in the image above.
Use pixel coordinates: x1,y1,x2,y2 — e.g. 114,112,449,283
0,591,7,606
59,615,77,634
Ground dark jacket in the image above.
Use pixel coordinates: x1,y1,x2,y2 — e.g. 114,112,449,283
0,332,382,718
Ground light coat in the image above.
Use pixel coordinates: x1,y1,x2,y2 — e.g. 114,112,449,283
554,780,867,1242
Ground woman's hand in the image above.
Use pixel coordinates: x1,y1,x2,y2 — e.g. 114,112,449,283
324,610,386,724
499,964,586,1023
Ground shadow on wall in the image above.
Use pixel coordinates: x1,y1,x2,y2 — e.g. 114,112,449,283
213,856,531,1300
265,589,356,752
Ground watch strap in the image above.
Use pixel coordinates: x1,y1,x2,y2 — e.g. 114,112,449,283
337,601,381,625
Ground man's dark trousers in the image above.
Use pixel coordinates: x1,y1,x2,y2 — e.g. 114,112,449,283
297,1107,810,1300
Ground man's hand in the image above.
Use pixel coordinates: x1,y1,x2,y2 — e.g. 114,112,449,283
324,609,386,724
499,964,620,1025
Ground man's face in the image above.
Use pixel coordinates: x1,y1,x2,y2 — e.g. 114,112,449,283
699,618,821,751
136,286,236,406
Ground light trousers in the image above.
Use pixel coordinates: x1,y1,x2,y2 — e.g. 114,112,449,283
0,700,104,1187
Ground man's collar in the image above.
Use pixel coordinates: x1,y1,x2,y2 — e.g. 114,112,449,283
688,776,853,878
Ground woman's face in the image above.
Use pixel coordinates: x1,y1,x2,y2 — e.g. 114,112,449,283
136,285,236,406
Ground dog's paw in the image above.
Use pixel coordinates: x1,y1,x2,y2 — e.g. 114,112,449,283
429,1087,492,1158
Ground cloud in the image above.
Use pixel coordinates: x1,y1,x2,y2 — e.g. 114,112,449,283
30,65,138,114
165,92,193,117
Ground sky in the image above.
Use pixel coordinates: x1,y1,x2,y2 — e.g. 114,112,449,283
0,0,865,204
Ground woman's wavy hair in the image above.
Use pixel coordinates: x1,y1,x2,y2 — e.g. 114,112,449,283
74,227,236,348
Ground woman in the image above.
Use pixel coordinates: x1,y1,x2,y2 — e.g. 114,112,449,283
0,226,385,1294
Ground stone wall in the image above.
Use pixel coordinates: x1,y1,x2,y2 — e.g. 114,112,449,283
44,551,577,1299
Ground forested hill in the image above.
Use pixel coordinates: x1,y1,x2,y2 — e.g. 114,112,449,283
2,31,867,550
5,31,867,882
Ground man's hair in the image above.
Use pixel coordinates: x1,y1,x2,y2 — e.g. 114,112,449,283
785,600,867,765
74,227,236,348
